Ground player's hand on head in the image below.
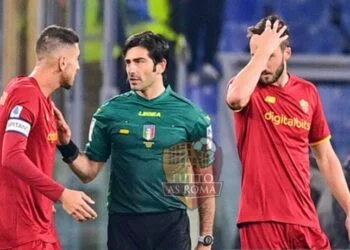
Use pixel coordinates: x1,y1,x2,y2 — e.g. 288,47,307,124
53,106,71,145
59,188,98,222
257,20,288,57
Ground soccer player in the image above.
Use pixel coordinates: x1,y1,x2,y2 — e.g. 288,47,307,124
0,25,97,250
226,15,350,249
55,31,215,250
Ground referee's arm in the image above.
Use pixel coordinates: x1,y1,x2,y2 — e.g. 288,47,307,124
68,154,105,183
192,159,215,238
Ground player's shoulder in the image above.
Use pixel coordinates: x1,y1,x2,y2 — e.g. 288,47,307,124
7,76,40,96
94,91,134,116
169,90,201,112
6,76,41,103
291,74,318,92
168,90,210,122
109,91,135,104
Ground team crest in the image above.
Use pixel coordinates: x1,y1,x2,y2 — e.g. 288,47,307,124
143,125,155,141
299,99,309,113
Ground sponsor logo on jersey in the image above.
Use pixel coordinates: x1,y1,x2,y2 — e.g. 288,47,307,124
299,99,309,113
264,111,310,130
143,125,155,141
0,92,8,105
138,111,161,117
10,105,23,118
264,95,276,104
5,119,31,137
48,132,58,143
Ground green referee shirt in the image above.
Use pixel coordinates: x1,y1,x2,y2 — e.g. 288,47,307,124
85,86,212,214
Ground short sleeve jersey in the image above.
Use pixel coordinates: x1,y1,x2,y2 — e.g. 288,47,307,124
232,74,330,228
86,86,212,213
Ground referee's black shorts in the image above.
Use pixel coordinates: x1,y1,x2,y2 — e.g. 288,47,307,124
107,209,191,250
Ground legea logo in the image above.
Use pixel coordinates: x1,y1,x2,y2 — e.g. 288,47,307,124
264,111,311,130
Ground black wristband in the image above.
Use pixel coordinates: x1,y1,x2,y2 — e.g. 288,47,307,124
57,140,79,164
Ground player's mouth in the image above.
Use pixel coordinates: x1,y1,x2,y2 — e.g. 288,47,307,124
129,78,142,87
261,71,272,76
129,78,141,83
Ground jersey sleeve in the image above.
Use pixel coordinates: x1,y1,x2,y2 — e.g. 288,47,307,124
5,87,39,125
188,111,215,167
84,110,111,162
309,88,331,146
2,88,64,201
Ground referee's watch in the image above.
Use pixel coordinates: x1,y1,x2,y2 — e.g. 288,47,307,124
198,235,214,246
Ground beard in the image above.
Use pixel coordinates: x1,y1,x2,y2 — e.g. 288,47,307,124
260,61,284,85
60,73,73,90
61,82,72,90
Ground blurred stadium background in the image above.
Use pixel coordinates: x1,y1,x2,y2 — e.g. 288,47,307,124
1,0,350,249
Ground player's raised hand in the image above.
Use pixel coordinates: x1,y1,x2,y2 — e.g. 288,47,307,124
59,188,98,222
53,106,71,145
256,20,288,57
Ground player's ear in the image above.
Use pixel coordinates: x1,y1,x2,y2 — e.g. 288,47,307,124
284,46,292,61
156,59,167,74
58,56,67,72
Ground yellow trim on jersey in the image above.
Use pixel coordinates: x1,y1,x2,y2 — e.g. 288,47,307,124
309,135,331,146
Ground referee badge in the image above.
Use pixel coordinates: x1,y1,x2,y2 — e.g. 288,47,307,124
143,124,155,141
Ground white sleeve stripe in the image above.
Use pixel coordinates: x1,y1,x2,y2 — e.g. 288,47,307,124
5,119,32,137
6,117,32,125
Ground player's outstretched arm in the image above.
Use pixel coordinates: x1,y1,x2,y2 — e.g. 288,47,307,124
311,140,350,240
2,116,98,222
68,154,104,183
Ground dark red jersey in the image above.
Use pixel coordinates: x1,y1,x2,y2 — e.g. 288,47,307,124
0,76,64,248
230,74,330,228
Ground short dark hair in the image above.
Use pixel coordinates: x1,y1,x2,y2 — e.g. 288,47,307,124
247,15,290,50
36,25,79,56
122,31,170,68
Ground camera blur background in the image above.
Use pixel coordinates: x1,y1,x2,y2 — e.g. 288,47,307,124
1,0,350,249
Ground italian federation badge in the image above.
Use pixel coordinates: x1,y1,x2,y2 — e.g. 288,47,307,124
143,124,155,141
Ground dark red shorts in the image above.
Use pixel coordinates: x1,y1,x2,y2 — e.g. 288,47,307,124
239,222,331,249
8,240,61,250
